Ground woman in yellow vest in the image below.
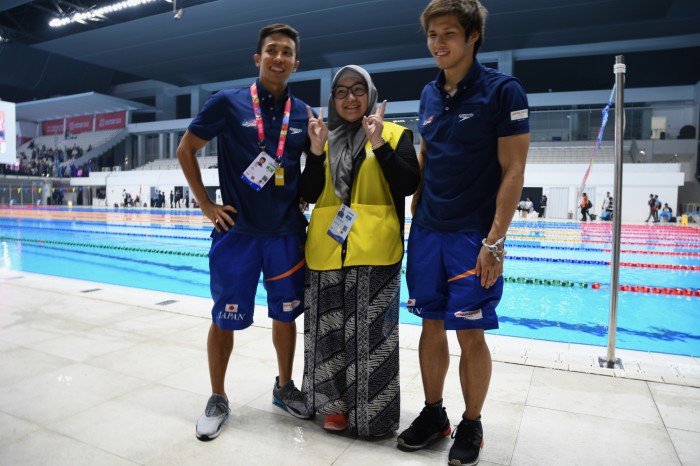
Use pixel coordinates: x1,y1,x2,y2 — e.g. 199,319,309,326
301,65,419,436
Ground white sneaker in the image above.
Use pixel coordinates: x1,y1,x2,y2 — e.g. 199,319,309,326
196,394,230,441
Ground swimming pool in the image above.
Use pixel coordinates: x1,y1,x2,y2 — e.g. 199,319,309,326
2,206,699,357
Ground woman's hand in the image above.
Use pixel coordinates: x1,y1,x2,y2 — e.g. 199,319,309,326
306,106,327,155
363,100,387,146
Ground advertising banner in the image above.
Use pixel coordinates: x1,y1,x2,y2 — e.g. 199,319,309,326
66,115,94,134
42,119,64,136
96,111,126,131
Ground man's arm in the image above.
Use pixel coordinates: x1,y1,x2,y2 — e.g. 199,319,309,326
477,132,530,288
410,139,426,216
487,132,529,243
176,130,236,231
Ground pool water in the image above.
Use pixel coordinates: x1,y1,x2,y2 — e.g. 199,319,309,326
2,207,699,357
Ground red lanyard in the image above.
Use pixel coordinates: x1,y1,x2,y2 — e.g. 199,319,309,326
250,83,291,161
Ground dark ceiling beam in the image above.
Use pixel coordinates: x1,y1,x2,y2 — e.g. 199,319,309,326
0,1,33,13
59,1,91,12
0,12,33,43
4,10,30,36
30,3,61,15
50,0,66,15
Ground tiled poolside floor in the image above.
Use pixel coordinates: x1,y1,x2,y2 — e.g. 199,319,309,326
1,270,699,465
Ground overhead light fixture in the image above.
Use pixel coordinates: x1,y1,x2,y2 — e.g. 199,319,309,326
49,0,160,28
173,0,184,20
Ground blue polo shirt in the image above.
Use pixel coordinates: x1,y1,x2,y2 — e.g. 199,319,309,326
414,61,530,232
188,80,310,236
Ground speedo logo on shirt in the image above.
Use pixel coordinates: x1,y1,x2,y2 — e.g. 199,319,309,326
455,309,483,320
289,127,302,135
458,113,474,122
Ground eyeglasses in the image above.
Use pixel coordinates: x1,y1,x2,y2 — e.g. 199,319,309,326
332,84,367,99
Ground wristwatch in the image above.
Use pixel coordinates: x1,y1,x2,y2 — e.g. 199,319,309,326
481,236,506,263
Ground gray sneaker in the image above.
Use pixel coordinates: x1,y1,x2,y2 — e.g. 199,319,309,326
196,393,230,441
272,376,312,419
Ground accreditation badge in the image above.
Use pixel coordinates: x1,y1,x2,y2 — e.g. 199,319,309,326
327,204,358,245
241,152,279,191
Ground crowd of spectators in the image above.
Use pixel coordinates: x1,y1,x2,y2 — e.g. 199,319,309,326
0,140,93,177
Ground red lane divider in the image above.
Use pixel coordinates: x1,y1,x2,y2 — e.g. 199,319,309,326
615,262,700,271
590,283,700,297
580,224,699,233
601,249,700,257
511,236,700,249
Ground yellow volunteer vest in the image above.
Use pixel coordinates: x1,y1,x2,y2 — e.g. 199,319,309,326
306,121,407,271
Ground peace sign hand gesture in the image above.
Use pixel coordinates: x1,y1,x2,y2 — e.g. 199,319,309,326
306,106,327,156
362,100,387,147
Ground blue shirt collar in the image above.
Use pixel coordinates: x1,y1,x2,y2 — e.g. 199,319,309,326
255,79,291,106
434,60,483,96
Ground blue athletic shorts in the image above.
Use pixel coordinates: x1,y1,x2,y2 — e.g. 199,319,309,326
406,224,501,331
209,230,305,330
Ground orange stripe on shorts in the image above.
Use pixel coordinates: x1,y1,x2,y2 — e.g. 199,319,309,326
264,258,306,282
447,268,477,282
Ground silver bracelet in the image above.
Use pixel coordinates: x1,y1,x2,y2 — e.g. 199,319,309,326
371,138,387,151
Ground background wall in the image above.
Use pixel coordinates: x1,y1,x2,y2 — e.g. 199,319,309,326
526,163,684,221
74,161,685,223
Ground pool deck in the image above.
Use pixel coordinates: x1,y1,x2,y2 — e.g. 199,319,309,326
1,270,699,465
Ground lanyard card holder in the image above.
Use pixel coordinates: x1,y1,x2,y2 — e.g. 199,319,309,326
248,83,291,190
327,204,358,245
241,152,279,191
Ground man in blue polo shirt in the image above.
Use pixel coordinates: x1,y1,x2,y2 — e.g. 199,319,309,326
397,1,530,465
177,23,313,441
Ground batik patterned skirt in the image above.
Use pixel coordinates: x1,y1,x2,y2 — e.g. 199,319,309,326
302,263,401,437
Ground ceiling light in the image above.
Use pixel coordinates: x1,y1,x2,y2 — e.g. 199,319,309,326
49,0,160,28
172,0,184,20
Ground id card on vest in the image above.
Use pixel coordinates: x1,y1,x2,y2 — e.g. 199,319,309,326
327,204,357,245
241,152,279,191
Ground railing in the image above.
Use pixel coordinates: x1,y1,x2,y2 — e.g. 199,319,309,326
134,155,217,171
526,146,618,164
0,176,70,206
72,128,128,167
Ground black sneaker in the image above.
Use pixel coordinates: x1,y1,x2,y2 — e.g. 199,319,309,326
397,405,451,451
448,417,484,466
272,376,312,419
